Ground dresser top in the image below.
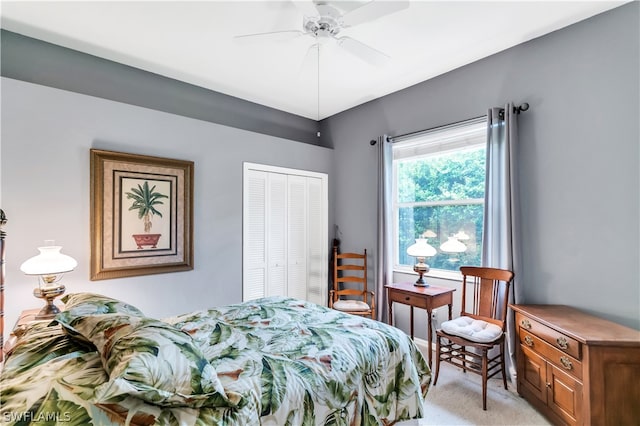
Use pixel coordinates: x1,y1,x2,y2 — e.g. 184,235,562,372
510,304,640,346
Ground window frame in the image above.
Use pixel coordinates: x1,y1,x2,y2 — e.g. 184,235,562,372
390,117,488,278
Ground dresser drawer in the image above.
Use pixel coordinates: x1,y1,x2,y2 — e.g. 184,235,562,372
389,291,428,309
519,330,583,380
516,312,581,359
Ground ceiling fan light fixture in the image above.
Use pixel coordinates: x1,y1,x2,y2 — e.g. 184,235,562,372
303,16,342,39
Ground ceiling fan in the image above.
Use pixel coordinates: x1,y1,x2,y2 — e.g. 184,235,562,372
235,0,410,67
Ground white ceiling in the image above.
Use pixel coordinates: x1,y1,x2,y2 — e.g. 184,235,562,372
0,1,627,120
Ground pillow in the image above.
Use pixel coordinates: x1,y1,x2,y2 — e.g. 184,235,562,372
56,312,242,408
440,316,503,343
61,293,145,317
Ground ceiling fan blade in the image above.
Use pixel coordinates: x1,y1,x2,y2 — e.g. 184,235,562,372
234,29,304,42
337,36,390,67
291,0,320,17
342,0,409,27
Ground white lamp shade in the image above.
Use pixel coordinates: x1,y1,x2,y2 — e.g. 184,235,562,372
423,230,437,238
407,239,437,257
440,236,467,253
454,230,470,241
20,245,77,275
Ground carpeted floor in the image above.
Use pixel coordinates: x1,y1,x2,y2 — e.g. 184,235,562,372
402,359,552,425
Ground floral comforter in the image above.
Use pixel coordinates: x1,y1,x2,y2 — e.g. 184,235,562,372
1,295,430,425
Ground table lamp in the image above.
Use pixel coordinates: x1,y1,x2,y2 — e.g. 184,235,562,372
20,240,77,319
407,238,436,287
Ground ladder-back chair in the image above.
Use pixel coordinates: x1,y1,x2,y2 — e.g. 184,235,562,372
329,247,375,319
433,266,514,410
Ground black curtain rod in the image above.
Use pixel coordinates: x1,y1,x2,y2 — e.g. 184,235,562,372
370,102,529,146
500,102,530,119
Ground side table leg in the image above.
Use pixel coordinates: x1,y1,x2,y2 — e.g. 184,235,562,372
410,306,414,339
427,309,433,368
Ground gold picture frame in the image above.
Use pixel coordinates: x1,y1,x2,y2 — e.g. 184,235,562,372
90,149,194,280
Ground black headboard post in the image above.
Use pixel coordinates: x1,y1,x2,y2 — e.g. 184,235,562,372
0,209,6,362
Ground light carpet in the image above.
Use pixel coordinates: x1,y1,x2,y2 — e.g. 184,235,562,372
402,361,552,426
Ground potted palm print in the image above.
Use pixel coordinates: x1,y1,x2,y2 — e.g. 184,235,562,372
126,181,168,249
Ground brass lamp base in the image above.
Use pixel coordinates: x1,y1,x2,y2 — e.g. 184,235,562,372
33,285,65,319
414,278,428,287
413,264,430,287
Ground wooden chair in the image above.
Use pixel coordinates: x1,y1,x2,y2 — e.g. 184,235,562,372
433,266,514,410
329,247,375,319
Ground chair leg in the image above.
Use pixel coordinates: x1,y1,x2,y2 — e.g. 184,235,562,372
461,345,466,373
482,349,488,410
433,336,441,386
500,340,508,390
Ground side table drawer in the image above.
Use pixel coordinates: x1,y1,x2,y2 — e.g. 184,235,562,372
519,330,583,380
389,291,428,310
516,312,581,359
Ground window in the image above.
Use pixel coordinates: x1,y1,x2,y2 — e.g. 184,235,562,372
392,117,487,274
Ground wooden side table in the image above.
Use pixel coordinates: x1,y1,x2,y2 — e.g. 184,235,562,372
385,282,455,367
14,308,41,325
3,308,44,357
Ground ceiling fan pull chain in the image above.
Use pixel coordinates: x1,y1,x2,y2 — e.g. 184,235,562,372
317,42,322,137
317,42,320,122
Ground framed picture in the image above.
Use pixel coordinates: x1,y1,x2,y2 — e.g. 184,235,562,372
90,149,194,280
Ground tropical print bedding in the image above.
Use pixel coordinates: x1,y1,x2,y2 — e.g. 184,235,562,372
1,294,430,425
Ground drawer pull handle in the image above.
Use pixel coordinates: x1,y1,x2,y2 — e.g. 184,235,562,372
556,336,569,350
559,356,573,370
520,319,532,330
524,335,534,346
405,297,410,301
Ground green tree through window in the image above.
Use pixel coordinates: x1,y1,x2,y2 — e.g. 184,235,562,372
393,119,486,273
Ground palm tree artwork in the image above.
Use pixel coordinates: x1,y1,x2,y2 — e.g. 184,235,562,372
125,181,168,249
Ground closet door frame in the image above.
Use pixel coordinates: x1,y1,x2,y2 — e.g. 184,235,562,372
242,162,328,306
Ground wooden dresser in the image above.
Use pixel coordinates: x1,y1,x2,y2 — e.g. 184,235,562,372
510,304,640,426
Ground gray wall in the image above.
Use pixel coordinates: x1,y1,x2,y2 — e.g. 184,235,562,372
0,77,333,337
1,30,323,147
323,2,639,330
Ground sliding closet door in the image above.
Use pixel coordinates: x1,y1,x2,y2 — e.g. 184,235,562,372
267,173,287,296
306,177,324,305
243,163,327,305
243,169,267,301
287,175,307,300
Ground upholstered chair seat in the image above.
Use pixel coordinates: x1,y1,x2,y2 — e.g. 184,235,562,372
440,316,503,343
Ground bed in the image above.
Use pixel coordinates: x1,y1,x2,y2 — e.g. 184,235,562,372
0,292,431,425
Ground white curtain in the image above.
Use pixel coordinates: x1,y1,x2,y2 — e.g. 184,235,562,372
483,104,522,383
376,135,393,323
